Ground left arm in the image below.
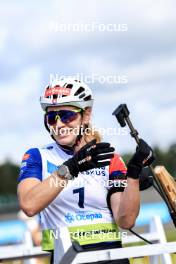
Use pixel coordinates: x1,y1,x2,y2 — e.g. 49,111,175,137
109,139,154,229
110,178,140,229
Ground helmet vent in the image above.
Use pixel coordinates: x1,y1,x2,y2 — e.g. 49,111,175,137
66,84,73,89
53,94,58,99
74,86,85,96
84,95,92,101
79,93,86,99
45,86,50,98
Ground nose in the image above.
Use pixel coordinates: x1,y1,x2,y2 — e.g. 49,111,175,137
56,117,66,128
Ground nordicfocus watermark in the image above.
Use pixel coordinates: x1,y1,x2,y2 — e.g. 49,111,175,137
50,174,128,189
49,228,128,242
49,21,128,33
50,73,128,85
49,125,128,137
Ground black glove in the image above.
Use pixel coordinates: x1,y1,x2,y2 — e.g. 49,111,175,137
127,139,155,179
139,167,153,190
64,139,115,177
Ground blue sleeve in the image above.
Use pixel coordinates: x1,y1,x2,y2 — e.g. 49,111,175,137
18,148,42,183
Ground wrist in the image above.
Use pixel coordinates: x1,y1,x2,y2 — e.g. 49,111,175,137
57,164,73,180
63,159,78,178
126,164,142,179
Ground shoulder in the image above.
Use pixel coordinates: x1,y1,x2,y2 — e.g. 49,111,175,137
22,148,41,162
19,148,43,183
23,142,56,155
18,142,56,183
109,153,127,177
20,142,58,169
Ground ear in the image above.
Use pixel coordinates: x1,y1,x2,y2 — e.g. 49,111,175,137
82,107,92,125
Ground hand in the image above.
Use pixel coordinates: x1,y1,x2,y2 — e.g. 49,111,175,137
127,139,155,179
63,139,115,177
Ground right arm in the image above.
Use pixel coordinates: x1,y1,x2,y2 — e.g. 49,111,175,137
18,140,115,217
18,173,68,217
18,148,68,216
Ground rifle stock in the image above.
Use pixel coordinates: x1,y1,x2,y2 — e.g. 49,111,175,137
154,166,176,213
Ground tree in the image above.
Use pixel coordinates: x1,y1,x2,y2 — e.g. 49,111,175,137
0,160,19,194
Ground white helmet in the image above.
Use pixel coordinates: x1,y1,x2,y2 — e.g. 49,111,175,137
40,77,93,111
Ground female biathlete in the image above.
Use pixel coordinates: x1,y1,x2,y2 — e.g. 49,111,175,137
18,78,154,264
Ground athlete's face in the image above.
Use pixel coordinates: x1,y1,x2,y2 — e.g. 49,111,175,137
47,106,85,147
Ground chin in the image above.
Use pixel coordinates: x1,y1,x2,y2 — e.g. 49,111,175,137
55,135,76,147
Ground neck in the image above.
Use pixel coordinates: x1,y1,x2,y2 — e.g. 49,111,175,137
57,143,74,155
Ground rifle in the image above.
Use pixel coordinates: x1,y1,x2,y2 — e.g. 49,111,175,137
112,104,176,229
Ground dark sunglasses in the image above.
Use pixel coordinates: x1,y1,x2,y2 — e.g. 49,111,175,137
46,109,82,125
